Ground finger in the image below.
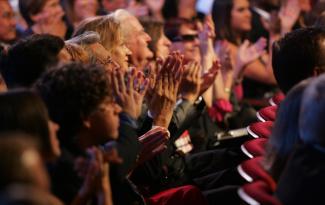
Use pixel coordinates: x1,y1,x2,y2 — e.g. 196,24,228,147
111,70,119,96
116,69,126,93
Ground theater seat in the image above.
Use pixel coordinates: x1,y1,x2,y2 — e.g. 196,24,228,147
269,92,285,106
247,121,273,139
238,180,282,205
241,138,268,159
147,185,208,205
237,157,276,191
257,106,278,122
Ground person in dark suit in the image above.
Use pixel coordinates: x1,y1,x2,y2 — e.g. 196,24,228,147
275,74,325,205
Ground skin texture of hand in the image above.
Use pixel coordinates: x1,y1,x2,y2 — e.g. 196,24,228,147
199,15,217,66
148,53,183,127
199,60,220,96
73,147,113,205
111,68,149,119
236,38,267,75
137,126,170,165
279,0,301,35
179,61,202,103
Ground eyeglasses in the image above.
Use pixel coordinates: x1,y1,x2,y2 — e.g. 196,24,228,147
172,34,199,42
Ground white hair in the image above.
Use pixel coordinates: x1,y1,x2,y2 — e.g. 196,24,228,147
66,31,100,45
111,9,137,39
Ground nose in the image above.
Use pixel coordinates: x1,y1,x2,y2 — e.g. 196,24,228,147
144,32,152,42
164,36,172,47
50,121,60,132
115,103,122,114
193,37,200,46
125,45,132,56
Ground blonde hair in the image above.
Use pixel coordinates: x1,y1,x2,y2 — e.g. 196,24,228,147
73,15,123,55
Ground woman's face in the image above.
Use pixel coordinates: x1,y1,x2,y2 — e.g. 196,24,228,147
156,32,171,60
48,120,61,159
111,42,132,71
231,0,252,33
41,0,65,20
73,0,98,22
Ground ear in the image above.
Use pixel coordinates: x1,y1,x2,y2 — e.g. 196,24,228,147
82,116,92,129
313,66,323,77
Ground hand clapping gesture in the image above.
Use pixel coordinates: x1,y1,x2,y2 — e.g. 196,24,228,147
111,68,149,119
148,52,183,127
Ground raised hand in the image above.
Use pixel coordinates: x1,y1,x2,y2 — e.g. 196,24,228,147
148,53,183,127
137,126,170,165
111,68,149,119
199,60,220,96
236,38,267,72
74,147,112,205
179,61,202,103
279,0,301,34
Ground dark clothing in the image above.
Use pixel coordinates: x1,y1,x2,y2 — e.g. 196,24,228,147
49,115,145,205
275,144,325,205
245,8,278,101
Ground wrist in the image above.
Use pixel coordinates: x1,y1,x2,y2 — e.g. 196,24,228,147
181,93,198,103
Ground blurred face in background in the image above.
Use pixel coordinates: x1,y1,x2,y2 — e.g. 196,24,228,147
102,0,127,12
0,1,16,42
231,0,252,33
156,31,171,59
74,0,99,22
170,23,201,62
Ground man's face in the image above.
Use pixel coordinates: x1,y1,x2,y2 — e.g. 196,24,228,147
124,16,153,68
170,24,201,62
0,1,16,42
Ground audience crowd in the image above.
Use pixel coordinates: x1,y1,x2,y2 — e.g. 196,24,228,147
0,0,325,204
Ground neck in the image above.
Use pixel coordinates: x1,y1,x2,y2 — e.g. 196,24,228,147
75,128,97,151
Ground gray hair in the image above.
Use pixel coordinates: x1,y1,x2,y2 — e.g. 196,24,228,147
66,31,100,45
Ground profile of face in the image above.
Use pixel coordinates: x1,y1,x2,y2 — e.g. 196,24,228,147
170,24,201,62
0,1,16,42
87,99,122,141
231,0,252,33
125,16,153,68
156,31,171,60
111,42,132,71
48,120,61,159
73,0,98,22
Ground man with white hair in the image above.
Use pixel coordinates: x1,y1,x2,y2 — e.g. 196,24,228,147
112,9,153,70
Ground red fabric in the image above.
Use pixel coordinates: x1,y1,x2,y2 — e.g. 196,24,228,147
239,157,276,191
146,185,208,205
239,181,282,205
234,84,243,100
242,138,268,158
248,121,274,138
208,99,233,122
270,92,285,106
258,106,278,122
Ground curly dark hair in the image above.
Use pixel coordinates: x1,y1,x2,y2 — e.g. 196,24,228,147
1,34,64,88
34,62,112,146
